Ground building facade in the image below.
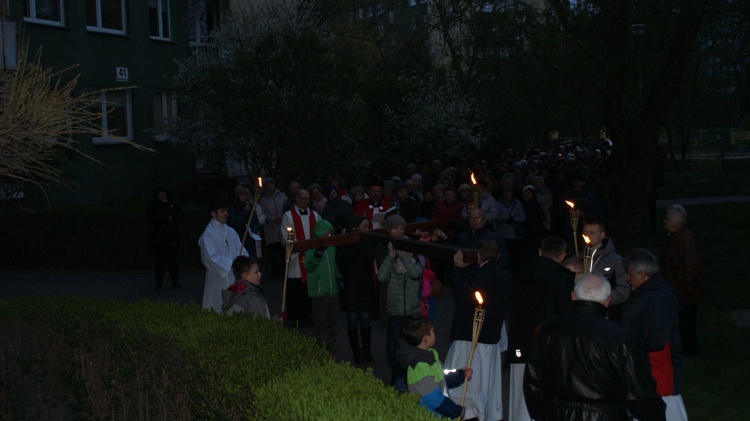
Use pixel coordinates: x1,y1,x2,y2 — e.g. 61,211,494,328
2,1,231,206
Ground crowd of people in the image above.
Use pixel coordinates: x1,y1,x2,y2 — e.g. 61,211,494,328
161,141,701,421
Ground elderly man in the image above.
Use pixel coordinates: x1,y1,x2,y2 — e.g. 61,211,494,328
662,204,703,357
455,208,510,269
622,249,687,421
525,274,666,421
281,189,321,325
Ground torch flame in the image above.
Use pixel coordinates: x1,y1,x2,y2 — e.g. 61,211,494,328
582,234,590,244
258,177,263,188
565,200,575,209
470,172,477,185
286,227,292,232
475,291,484,305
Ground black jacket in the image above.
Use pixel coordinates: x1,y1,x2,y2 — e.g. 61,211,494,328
449,259,512,344
524,300,666,421
336,241,376,313
507,255,574,363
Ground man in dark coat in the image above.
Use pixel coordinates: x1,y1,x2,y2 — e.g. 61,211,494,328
622,248,686,420
146,187,185,290
524,274,666,421
455,208,510,269
507,235,574,421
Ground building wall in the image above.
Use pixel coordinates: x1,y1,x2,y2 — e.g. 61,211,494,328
5,1,197,206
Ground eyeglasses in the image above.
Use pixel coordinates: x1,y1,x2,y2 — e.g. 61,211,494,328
298,196,311,200
469,217,485,221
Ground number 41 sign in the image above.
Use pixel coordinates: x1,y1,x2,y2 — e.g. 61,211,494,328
116,67,129,82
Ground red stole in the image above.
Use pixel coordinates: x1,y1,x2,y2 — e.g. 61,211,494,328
291,208,316,283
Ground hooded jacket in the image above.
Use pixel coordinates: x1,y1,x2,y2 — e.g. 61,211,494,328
586,237,629,305
304,220,341,298
397,345,465,419
377,244,423,316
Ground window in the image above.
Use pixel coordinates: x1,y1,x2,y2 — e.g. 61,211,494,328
1,20,16,69
188,0,218,45
148,0,169,40
153,91,177,142
93,90,132,145
86,0,126,34
24,0,65,26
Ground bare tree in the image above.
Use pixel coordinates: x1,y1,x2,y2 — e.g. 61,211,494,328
0,46,148,204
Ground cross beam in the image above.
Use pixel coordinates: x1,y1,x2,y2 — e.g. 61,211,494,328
290,220,478,263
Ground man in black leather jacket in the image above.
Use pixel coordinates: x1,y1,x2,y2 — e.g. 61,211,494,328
524,274,666,421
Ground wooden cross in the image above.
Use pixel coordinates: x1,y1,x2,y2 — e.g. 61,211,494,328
291,220,479,264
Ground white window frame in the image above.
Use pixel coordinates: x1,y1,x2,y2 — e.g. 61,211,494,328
87,0,127,35
153,91,177,142
149,0,170,40
24,0,65,27
93,90,133,145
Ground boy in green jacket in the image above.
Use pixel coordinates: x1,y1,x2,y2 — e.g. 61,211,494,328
305,219,342,355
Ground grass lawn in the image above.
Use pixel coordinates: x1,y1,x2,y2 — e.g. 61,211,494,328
640,178,750,419
660,159,750,199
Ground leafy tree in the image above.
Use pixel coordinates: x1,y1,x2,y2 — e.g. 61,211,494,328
382,76,482,165
522,0,709,250
168,4,366,183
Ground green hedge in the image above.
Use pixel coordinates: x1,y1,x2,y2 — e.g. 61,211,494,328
0,205,209,270
0,297,435,420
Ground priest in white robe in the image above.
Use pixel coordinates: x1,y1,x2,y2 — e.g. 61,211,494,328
199,199,248,313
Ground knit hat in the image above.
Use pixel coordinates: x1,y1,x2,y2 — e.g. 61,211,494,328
458,183,471,192
383,215,406,233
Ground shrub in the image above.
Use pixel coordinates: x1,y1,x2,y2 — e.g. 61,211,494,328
0,297,430,419
254,360,435,420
